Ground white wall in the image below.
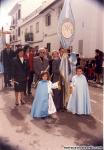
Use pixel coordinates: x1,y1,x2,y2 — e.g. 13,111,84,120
71,0,103,57
21,15,44,46
21,0,43,18
20,0,103,58
10,4,21,47
40,7,60,50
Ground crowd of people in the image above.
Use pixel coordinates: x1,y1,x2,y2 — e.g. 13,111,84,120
0,43,103,119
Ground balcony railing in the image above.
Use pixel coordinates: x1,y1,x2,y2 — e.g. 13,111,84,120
25,33,34,42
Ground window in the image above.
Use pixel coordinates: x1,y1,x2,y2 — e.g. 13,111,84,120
47,43,51,52
45,14,51,26
18,27,20,36
36,22,39,33
12,16,15,25
18,9,21,19
16,13,18,24
78,40,83,56
25,33,34,42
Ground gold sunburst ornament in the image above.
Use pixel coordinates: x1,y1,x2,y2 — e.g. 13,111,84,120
61,20,74,39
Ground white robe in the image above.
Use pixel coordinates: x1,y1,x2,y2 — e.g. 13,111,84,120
47,81,58,114
67,74,91,115
69,57,77,81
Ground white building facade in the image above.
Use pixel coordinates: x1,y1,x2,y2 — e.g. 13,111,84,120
9,0,103,58
9,3,22,49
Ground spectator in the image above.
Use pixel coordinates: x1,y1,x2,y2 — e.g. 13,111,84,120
23,45,30,95
95,49,103,84
24,46,34,95
33,48,49,84
44,47,52,60
1,43,15,87
12,48,29,106
76,54,81,66
67,48,70,57
44,47,52,76
88,62,93,80
84,60,89,80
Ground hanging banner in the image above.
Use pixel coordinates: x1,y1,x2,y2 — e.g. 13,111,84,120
57,0,75,49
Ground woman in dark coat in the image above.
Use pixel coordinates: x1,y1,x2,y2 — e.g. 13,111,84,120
12,48,29,105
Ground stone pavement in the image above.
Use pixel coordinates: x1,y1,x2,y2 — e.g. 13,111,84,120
88,80,103,89
0,75,103,150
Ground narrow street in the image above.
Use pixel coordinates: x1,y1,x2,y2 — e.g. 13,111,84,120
0,76,103,150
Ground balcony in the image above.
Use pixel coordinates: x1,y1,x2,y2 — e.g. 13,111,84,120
25,33,34,42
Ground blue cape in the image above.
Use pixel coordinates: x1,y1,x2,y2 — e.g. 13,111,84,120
31,80,48,118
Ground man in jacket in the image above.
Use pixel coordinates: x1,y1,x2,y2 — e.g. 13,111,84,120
1,44,15,87
33,48,49,84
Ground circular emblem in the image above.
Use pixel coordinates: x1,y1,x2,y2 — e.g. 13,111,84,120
61,21,74,38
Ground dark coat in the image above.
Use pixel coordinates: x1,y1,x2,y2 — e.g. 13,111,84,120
33,56,49,81
52,57,71,81
12,57,29,83
95,55,103,74
52,58,61,82
1,48,15,73
12,57,29,92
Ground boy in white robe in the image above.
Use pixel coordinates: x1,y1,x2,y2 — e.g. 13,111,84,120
67,66,91,115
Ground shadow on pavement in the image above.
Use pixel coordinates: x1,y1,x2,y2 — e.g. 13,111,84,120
3,105,31,135
31,111,103,146
1,87,103,146
10,107,25,121
0,137,21,150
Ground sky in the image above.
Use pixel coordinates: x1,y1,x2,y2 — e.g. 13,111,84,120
0,0,17,30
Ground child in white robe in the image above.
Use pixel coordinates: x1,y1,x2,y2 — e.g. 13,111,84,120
67,66,91,115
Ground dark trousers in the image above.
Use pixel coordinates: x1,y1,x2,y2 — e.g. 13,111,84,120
24,72,34,95
27,71,34,93
4,72,11,87
53,89,63,111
